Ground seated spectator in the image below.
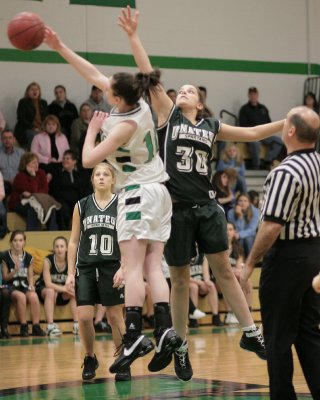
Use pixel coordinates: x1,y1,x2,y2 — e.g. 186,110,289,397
238,87,283,169
227,193,260,257
14,82,48,150
50,150,85,230
31,114,69,179
0,130,25,196
303,92,320,153
189,253,223,327
70,102,93,158
224,222,253,324
48,85,78,141
166,89,177,103
0,110,7,134
1,230,46,337
86,85,111,113
35,236,78,336
0,172,7,239
199,86,214,118
216,143,247,194
0,251,11,339
9,152,59,231
211,170,235,215
303,92,319,113
248,190,260,209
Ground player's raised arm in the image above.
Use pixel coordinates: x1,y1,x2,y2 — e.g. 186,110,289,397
43,26,110,92
118,6,173,124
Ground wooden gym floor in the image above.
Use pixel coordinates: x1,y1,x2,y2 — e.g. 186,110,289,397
0,326,312,399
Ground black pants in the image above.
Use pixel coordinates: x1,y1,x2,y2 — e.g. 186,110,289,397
260,238,320,400
0,288,11,328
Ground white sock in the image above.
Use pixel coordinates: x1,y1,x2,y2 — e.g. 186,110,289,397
242,324,257,332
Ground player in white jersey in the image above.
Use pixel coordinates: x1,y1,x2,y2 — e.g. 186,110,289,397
44,27,182,375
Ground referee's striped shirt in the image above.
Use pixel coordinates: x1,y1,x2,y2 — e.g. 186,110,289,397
261,149,320,240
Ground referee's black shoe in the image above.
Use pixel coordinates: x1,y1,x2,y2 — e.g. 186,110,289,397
148,327,183,372
82,354,99,380
240,327,267,360
109,334,154,373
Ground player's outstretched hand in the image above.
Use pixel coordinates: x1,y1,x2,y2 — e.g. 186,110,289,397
43,26,62,50
118,5,140,36
88,111,108,135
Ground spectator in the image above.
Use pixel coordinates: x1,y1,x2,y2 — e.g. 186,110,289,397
166,89,177,103
0,130,25,196
14,82,48,149
303,92,320,153
216,143,247,194
189,253,223,327
238,87,283,169
0,251,11,339
303,92,319,113
1,230,46,337
223,222,253,324
9,152,59,231
48,85,78,141
86,85,111,113
0,110,7,134
248,190,260,209
70,102,93,158
50,150,84,230
0,172,7,239
198,86,214,118
227,193,260,257
211,170,235,215
35,236,78,336
31,114,69,179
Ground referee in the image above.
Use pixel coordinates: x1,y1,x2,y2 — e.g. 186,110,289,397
241,106,320,400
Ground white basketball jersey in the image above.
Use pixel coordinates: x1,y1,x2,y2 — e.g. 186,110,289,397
101,99,169,188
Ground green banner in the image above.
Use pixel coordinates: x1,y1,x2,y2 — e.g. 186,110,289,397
70,0,135,7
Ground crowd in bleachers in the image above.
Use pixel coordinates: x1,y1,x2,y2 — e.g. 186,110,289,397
0,80,319,338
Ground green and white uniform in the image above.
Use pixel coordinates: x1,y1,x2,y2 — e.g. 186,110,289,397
157,105,228,266
101,99,172,242
75,193,124,307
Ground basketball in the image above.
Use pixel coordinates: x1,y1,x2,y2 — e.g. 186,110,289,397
7,12,45,51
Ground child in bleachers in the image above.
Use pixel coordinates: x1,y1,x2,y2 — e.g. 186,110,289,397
35,236,78,336
1,230,45,337
189,253,223,327
223,222,253,324
227,193,260,258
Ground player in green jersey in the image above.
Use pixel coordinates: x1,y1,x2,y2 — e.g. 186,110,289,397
119,6,285,381
44,25,182,376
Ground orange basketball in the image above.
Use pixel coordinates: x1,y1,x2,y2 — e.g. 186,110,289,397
7,12,45,51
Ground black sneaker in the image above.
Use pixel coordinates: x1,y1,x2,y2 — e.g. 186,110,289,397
32,324,46,337
20,323,29,337
82,354,99,380
174,341,193,381
148,328,183,372
109,334,154,373
115,367,131,381
240,327,267,360
0,327,11,339
188,319,199,328
212,314,224,327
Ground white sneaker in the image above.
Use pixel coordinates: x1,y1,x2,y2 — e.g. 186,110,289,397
47,323,62,337
225,312,239,325
72,322,79,335
189,308,206,320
